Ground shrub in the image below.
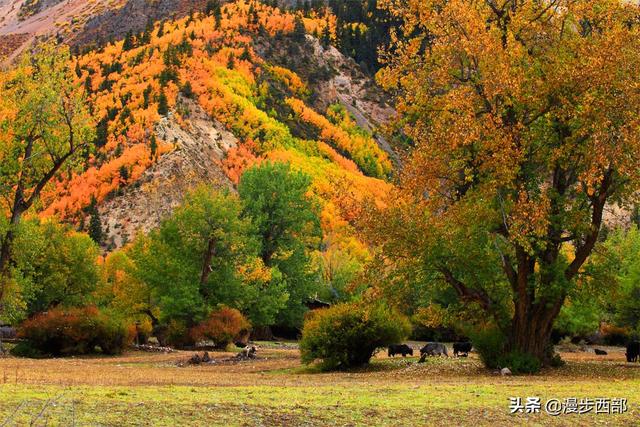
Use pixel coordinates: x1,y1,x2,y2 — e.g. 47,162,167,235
498,351,542,374
299,302,411,370
163,320,194,348
10,341,45,358
469,327,507,370
469,327,546,373
18,306,134,356
19,306,98,355
190,307,251,349
95,315,134,355
601,323,629,346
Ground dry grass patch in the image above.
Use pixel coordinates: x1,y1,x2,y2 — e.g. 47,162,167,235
0,346,639,425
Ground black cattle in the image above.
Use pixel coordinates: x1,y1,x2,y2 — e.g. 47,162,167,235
420,342,448,357
453,342,472,357
594,348,607,355
626,341,640,363
388,344,414,357
0,326,16,339
418,342,448,363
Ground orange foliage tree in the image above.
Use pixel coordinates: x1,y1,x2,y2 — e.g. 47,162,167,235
376,0,640,364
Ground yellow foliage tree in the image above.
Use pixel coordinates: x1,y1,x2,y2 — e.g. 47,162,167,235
377,0,640,363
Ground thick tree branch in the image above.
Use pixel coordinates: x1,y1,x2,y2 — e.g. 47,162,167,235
439,267,492,311
565,168,614,281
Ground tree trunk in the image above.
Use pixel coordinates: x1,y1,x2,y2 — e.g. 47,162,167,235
509,298,563,364
200,238,216,286
0,201,27,321
0,231,13,302
0,229,16,356
0,222,19,312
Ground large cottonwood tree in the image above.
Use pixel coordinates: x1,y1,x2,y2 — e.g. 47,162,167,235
377,0,640,362
0,43,94,317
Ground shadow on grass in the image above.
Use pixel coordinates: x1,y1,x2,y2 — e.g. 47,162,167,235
264,355,429,376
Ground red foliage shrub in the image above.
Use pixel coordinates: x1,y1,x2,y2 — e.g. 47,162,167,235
18,306,134,356
190,307,251,349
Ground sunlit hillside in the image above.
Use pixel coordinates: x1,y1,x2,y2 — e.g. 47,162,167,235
27,1,393,254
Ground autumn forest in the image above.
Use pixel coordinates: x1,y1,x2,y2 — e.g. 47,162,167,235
1,0,640,424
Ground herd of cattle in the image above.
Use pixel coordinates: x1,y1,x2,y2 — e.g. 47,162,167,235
2,323,640,363
388,341,472,362
387,340,640,363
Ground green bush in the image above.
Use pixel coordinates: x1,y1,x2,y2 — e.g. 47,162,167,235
299,302,411,370
499,351,542,374
469,328,545,373
18,306,134,356
9,341,45,359
469,327,507,370
163,320,194,348
95,316,134,355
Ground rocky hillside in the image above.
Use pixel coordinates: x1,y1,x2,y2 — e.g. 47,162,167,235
71,0,212,48
1,0,120,59
26,0,396,252
0,0,211,60
98,100,237,249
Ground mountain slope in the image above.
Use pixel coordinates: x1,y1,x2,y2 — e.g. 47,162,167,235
98,100,237,249
0,0,124,59
33,1,395,253
0,0,211,61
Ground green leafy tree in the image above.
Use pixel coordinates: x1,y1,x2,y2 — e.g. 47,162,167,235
0,43,94,320
130,187,287,327
239,162,322,327
157,90,169,116
227,52,236,70
293,16,307,42
180,81,194,99
87,196,103,245
122,31,135,51
149,134,158,160
586,228,640,338
321,23,332,48
206,0,222,19
2,219,100,322
94,116,109,148
23,220,100,315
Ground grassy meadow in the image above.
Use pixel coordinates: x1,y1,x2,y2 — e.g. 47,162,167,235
1,343,639,426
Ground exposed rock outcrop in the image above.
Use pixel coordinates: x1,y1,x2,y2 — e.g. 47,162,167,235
98,100,236,249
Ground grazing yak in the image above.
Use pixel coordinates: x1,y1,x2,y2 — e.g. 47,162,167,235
388,344,413,357
453,342,472,357
418,342,448,362
626,341,640,363
0,326,16,339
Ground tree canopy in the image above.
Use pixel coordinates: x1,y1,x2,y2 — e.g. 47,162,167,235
0,42,94,319
129,187,287,327
239,161,322,327
376,0,640,362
